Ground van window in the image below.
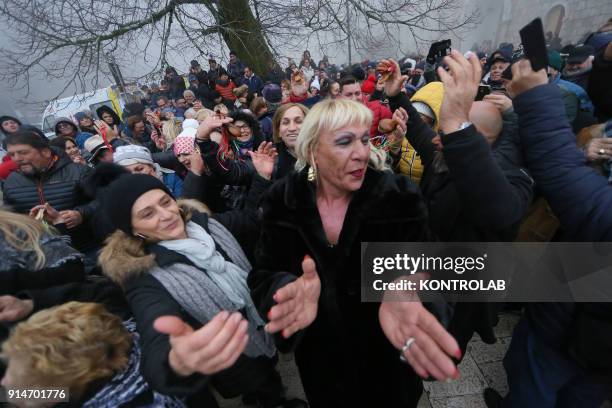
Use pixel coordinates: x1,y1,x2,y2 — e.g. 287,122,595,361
89,101,115,119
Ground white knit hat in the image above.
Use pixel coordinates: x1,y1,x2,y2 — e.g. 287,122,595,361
182,118,199,130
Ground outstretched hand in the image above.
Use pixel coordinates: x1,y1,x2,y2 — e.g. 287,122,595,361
154,311,249,377
437,50,482,135
379,274,461,382
266,255,321,338
197,114,233,141
248,141,278,180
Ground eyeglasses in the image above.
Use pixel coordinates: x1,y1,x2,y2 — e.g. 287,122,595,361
230,124,250,131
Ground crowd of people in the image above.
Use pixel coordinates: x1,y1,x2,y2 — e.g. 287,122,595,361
0,17,611,408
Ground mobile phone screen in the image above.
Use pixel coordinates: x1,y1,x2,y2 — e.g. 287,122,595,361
427,39,451,65
519,18,548,72
475,85,491,101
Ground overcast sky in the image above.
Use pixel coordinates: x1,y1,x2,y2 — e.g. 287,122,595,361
0,0,490,126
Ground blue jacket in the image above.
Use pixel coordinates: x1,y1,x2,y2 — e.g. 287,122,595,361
241,74,264,94
75,132,95,149
514,84,612,357
551,74,594,113
514,84,612,241
162,171,183,198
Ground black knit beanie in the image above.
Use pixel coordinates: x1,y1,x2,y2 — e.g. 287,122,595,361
103,174,173,235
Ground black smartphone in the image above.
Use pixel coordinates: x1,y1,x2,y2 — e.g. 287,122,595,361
501,65,513,80
519,18,548,72
475,85,491,101
427,39,452,65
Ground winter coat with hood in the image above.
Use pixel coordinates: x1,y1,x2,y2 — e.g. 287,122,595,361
99,195,276,403
54,117,94,149
96,105,127,136
248,167,432,407
393,82,443,185
0,115,22,146
514,83,612,378
2,148,99,252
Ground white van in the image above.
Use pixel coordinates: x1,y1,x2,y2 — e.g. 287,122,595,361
40,85,143,138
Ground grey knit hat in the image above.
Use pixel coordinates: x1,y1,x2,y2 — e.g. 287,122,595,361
113,145,154,167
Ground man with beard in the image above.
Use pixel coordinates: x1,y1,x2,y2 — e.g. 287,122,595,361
562,45,595,91
2,128,99,267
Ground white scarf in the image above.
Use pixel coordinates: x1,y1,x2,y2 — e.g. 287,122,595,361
158,220,262,325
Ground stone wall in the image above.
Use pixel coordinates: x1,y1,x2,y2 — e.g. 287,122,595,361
482,0,612,50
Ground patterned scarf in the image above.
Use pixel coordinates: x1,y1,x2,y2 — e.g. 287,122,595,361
82,320,186,408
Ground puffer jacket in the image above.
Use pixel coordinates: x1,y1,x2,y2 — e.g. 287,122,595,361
99,199,272,402
514,83,612,378
2,149,98,252
395,82,444,185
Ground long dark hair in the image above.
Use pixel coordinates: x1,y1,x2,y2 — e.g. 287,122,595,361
49,136,77,151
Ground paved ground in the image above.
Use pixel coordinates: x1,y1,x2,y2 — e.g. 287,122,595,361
214,312,612,408
219,313,521,407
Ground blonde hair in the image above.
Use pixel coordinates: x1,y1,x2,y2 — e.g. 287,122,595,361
184,108,196,119
161,120,182,145
272,103,309,143
195,108,214,122
213,104,229,116
0,209,48,270
1,302,132,400
294,99,388,172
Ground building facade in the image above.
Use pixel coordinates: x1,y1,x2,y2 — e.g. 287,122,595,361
466,0,611,52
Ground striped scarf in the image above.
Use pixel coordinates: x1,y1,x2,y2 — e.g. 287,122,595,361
82,320,186,408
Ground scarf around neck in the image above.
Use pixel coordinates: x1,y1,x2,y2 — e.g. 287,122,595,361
82,320,185,408
234,137,254,159
155,219,275,358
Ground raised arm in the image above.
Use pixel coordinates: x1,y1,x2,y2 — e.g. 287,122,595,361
510,59,612,240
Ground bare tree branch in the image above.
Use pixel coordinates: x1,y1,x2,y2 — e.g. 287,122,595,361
0,0,479,103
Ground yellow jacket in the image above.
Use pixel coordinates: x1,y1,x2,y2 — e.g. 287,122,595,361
395,82,444,184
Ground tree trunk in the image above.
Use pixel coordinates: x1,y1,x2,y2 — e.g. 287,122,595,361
216,0,274,77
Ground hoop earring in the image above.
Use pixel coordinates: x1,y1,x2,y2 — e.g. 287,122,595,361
134,233,148,240
308,152,318,184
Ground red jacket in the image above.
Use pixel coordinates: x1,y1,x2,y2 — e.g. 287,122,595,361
215,81,237,101
289,93,308,103
364,97,392,136
0,155,17,180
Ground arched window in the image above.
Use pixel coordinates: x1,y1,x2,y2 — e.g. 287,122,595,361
545,5,566,38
